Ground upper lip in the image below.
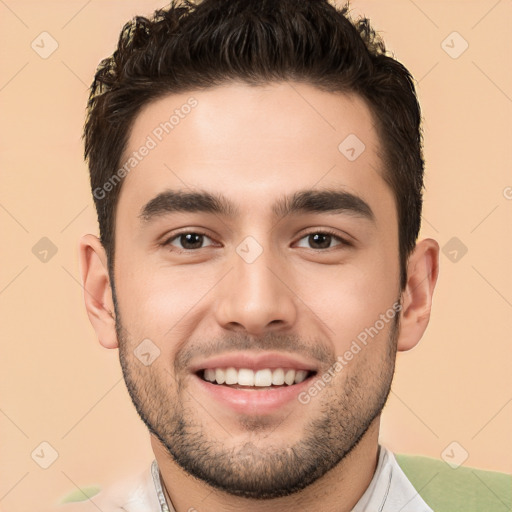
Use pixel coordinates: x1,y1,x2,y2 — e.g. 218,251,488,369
190,352,319,373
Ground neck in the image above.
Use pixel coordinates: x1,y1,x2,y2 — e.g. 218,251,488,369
151,418,381,512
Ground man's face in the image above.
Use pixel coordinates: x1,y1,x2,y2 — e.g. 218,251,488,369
113,82,401,498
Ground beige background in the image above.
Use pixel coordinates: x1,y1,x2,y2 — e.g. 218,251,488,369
1,0,511,510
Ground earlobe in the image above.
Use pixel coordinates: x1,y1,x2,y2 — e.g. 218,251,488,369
397,238,440,352
78,234,119,349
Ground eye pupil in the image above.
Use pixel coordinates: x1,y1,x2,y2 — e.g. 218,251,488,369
309,233,331,249
181,233,203,249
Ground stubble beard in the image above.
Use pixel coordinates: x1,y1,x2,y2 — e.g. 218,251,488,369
116,311,399,499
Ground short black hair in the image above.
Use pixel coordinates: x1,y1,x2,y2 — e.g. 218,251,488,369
84,0,424,289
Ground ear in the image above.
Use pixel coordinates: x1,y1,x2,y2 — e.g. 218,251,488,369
397,238,440,352
78,234,119,349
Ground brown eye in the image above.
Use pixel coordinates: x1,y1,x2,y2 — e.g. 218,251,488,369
295,231,349,250
165,232,214,251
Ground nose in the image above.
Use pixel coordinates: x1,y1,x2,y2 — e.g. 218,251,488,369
214,242,298,336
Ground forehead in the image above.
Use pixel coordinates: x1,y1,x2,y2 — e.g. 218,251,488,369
117,81,393,223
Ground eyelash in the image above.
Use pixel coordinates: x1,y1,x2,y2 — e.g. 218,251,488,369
161,228,352,252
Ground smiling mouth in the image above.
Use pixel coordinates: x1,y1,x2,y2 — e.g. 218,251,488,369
197,367,317,389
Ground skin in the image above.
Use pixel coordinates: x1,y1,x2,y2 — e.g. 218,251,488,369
79,81,439,512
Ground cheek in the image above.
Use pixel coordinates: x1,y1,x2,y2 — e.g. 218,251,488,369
296,255,398,335
114,259,218,337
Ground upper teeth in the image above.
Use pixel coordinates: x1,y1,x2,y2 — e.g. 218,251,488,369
203,368,309,386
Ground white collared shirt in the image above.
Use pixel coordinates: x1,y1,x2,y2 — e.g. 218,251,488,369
351,446,433,512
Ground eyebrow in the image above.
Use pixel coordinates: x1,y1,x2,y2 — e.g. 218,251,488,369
139,188,375,223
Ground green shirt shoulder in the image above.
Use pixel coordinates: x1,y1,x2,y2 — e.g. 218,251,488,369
395,453,512,512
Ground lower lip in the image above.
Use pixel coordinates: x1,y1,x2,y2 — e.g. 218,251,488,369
193,374,314,415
